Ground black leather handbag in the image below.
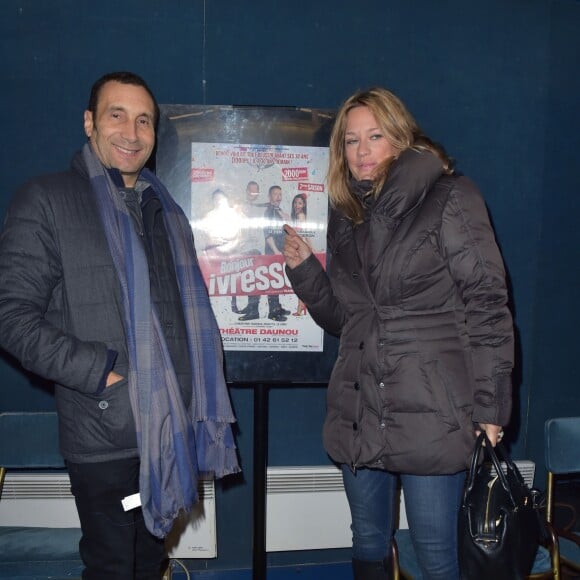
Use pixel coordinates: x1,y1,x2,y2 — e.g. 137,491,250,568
458,432,541,580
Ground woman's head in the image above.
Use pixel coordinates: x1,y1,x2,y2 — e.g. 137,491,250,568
291,193,307,220
328,87,452,222
330,88,416,181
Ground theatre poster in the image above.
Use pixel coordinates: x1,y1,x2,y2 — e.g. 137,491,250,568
188,142,328,352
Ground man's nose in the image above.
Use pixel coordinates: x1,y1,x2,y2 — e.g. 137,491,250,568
121,121,138,142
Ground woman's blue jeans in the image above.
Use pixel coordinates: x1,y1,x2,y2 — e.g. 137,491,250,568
342,465,466,580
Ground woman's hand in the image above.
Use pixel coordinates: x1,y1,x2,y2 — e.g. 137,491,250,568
476,423,504,447
283,225,312,269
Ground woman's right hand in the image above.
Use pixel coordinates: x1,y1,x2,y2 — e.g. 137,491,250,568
283,224,312,269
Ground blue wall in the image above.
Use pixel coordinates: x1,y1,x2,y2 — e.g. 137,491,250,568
1,0,578,572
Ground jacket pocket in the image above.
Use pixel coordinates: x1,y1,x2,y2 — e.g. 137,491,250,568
57,376,137,459
425,358,462,432
95,376,138,449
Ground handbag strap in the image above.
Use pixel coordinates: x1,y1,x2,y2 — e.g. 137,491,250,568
465,432,520,507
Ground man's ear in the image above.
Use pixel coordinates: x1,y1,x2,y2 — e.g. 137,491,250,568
83,110,94,139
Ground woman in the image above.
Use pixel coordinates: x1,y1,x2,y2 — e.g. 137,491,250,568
283,88,513,580
291,193,308,316
291,193,308,223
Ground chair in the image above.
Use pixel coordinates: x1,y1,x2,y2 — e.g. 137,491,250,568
529,416,580,579
0,411,82,578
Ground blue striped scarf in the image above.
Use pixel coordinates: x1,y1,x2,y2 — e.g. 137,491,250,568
82,144,239,538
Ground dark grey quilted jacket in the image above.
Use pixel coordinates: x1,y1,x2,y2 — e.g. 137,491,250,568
0,152,191,463
287,150,514,475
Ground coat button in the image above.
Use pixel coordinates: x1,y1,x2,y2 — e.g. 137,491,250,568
354,382,360,391
379,421,386,429
351,272,359,279
378,381,385,389
353,422,358,430
359,341,364,350
98,401,109,410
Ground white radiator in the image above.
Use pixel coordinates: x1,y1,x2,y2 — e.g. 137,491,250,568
0,473,216,558
0,462,536,557
265,461,535,552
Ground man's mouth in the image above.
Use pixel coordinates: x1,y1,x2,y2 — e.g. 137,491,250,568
114,144,141,157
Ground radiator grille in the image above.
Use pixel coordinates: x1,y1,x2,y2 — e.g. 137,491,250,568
1,473,215,500
266,461,535,495
491,460,536,488
267,467,344,494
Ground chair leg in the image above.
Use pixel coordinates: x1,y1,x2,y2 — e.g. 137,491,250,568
391,537,400,580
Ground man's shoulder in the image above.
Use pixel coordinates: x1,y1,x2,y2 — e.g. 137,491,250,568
12,164,90,217
24,168,79,189
22,150,85,187
18,158,87,199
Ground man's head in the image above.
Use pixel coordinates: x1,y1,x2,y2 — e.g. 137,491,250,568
268,185,282,207
246,180,260,201
84,72,158,187
211,189,229,209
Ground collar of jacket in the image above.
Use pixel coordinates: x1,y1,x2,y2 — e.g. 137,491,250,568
365,149,445,286
71,147,151,193
370,148,444,224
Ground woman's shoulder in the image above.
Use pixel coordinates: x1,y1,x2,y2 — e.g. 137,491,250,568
430,173,485,204
433,174,493,227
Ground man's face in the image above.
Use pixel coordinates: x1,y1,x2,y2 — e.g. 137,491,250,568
247,183,260,201
269,187,282,207
83,81,156,187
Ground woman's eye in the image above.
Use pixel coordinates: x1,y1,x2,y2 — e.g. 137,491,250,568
370,133,383,140
345,139,358,146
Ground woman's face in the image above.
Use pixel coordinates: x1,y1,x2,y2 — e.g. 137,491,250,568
344,106,397,180
293,197,305,212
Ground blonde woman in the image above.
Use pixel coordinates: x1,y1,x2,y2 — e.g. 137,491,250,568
283,88,513,580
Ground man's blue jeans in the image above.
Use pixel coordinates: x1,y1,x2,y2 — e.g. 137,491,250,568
342,465,466,580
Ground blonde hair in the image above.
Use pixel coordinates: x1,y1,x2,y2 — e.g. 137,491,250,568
328,87,453,224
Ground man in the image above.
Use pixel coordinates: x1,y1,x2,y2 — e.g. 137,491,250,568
0,72,239,580
264,185,291,321
202,188,241,256
235,180,267,320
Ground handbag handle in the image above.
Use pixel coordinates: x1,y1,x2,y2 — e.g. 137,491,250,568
465,432,520,508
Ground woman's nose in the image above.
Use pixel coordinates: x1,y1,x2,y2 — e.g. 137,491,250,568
358,140,370,156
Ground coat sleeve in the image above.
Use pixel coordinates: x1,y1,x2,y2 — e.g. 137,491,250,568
286,253,346,337
0,180,112,393
440,178,514,426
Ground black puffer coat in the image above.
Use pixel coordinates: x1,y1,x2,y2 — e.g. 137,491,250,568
287,150,513,475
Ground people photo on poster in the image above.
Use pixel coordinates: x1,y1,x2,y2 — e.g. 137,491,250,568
189,143,328,352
